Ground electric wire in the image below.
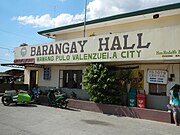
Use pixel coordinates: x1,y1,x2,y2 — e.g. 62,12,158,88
0,43,15,50
0,24,54,49
0,46,13,51
0,48,14,55
0,58,13,62
0,28,44,43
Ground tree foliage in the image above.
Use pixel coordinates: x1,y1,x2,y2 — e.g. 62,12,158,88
82,63,133,105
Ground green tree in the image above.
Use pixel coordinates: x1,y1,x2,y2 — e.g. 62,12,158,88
82,63,133,105
82,63,118,104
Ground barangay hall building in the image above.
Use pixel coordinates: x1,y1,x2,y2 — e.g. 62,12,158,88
12,3,180,111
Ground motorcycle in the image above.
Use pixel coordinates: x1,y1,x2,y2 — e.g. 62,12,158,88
1,89,39,106
28,86,40,104
47,88,68,108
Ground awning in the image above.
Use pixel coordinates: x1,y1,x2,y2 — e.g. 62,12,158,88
0,58,44,68
0,63,44,68
0,63,24,68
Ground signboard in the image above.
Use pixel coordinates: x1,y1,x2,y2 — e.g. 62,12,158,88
14,26,180,64
147,69,168,84
14,58,35,64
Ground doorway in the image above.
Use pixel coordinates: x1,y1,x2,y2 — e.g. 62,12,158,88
30,70,38,90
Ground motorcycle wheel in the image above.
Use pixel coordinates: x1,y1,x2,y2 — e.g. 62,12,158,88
61,100,68,109
1,96,11,106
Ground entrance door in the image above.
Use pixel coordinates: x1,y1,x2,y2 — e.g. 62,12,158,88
30,70,38,90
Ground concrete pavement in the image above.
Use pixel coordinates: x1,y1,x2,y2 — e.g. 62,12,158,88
0,97,180,135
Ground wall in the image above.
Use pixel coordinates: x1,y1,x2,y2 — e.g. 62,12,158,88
146,95,169,111
24,63,180,100
139,64,180,95
68,99,171,123
24,65,90,100
38,66,59,87
55,14,180,41
138,64,180,110
25,65,87,88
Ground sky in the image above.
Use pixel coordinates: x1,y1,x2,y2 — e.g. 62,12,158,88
0,0,180,72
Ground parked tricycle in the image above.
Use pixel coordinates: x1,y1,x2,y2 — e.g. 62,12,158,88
1,89,39,106
47,88,68,108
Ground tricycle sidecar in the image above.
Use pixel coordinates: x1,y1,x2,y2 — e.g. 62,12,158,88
1,90,32,106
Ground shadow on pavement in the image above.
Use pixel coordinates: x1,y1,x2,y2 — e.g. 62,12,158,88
81,119,114,127
66,107,80,112
10,104,37,107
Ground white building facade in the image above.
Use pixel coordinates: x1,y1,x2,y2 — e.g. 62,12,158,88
14,3,180,110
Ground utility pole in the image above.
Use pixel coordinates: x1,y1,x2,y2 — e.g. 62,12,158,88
84,0,88,37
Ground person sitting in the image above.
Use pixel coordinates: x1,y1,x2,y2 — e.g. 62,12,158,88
29,85,39,100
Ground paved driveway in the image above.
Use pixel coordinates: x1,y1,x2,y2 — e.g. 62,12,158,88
0,97,180,135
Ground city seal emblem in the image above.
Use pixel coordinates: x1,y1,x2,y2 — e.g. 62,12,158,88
21,47,27,57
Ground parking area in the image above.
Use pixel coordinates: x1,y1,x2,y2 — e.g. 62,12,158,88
0,97,180,135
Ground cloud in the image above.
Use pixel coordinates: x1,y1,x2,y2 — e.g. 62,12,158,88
87,0,180,19
13,14,54,28
87,0,138,20
13,0,180,28
13,13,84,28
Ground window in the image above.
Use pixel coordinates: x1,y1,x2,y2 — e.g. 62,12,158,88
149,83,166,96
43,67,51,80
59,70,82,89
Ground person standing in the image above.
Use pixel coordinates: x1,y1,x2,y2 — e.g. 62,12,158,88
10,78,15,89
169,84,180,126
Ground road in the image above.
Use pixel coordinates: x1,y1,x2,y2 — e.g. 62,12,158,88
0,97,180,135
